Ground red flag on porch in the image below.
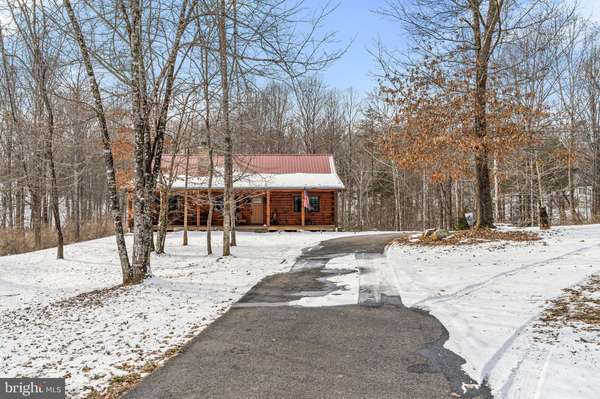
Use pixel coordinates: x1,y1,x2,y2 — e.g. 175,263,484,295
303,189,311,211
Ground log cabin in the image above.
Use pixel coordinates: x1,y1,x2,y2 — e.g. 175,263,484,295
126,154,345,231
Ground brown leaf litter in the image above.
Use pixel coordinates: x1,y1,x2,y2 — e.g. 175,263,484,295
534,275,600,344
395,228,540,246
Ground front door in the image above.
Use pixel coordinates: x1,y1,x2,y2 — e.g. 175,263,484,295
250,196,264,224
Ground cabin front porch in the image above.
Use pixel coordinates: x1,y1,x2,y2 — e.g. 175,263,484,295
162,224,338,232
127,188,338,231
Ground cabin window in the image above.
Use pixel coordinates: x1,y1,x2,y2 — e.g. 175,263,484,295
293,195,302,213
168,195,181,212
214,195,224,211
293,195,320,213
309,196,320,212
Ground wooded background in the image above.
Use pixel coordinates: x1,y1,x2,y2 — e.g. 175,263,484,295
0,0,598,282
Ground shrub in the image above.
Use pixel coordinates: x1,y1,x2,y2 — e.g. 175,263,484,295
0,218,114,256
454,214,470,231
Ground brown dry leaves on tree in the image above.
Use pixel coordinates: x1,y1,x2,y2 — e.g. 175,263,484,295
378,58,539,185
112,127,134,189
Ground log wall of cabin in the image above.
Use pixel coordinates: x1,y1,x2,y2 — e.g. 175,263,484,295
268,191,297,225
305,191,335,226
268,191,335,226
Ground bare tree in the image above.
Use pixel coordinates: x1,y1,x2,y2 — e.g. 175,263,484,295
63,0,132,281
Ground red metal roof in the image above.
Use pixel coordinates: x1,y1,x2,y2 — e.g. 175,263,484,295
229,154,333,174
162,154,334,175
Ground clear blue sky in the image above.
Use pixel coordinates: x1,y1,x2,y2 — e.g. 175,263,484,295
308,0,600,96
304,0,407,96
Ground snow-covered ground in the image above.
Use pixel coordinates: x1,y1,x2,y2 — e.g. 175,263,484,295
0,230,363,398
385,224,600,399
3,225,599,398
288,224,600,397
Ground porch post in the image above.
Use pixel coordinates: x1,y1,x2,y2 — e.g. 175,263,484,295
301,190,305,226
266,190,271,226
196,190,200,228
334,190,338,229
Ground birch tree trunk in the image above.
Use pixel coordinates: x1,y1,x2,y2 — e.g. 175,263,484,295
183,148,190,246
230,196,237,246
64,0,133,283
156,186,168,253
218,0,232,256
0,25,14,231
124,0,152,279
201,46,214,255
74,167,81,241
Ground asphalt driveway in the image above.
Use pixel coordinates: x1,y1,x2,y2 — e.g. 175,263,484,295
123,233,491,399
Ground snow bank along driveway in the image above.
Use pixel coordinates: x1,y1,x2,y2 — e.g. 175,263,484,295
0,231,362,398
386,224,600,399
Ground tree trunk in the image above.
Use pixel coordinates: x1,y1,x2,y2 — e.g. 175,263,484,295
41,184,49,226
15,188,24,231
591,96,600,222
31,189,42,248
230,194,237,246
6,144,13,230
493,158,500,222
0,26,14,231
39,67,64,259
47,138,64,259
392,166,400,231
539,206,550,230
219,0,232,256
443,178,453,229
74,168,81,241
156,187,169,254
64,0,133,283
357,176,364,231
534,153,549,229
529,158,535,227
206,150,214,255
470,0,498,229
145,0,190,258
127,0,152,279
421,175,427,229
593,140,600,222
202,46,214,256
183,148,190,246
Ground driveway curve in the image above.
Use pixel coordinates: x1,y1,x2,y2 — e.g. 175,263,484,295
124,233,492,399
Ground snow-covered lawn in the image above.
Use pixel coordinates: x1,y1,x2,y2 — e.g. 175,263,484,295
3,225,599,398
385,224,600,399
0,230,361,398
